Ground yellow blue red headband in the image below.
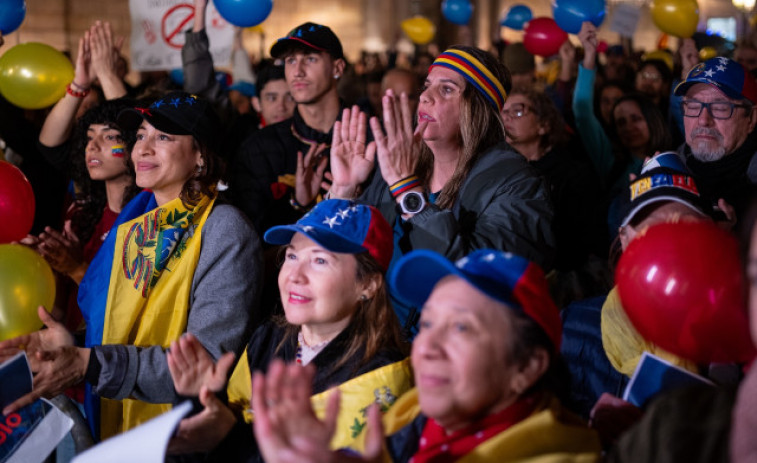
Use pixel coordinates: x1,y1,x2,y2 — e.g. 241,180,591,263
429,49,507,112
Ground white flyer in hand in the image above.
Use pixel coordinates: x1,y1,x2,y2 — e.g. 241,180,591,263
72,401,192,463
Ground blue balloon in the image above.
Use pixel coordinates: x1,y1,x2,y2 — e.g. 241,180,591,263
500,5,532,31
552,0,606,34
0,0,26,34
442,0,474,25
213,0,273,28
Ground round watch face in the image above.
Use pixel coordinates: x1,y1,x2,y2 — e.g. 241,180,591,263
403,192,423,212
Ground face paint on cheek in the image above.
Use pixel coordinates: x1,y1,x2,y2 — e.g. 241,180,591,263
111,145,126,158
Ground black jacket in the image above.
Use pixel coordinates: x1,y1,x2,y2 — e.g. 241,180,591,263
230,109,334,235
360,143,556,269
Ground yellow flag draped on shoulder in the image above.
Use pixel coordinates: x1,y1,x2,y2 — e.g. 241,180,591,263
100,193,215,438
227,355,413,452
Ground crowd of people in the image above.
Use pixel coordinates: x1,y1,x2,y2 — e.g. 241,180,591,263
2,3,757,461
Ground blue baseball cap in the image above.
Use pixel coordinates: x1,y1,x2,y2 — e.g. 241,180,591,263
674,57,757,104
389,249,561,351
620,153,711,227
270,22,344,59
264,199,393,270
229,81,257,97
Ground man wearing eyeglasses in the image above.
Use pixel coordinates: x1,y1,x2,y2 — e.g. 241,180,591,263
673,57,757,217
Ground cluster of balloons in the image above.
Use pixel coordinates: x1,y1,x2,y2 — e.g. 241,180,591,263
0,43,74,109
501,4,532,30
214,0,273,28
401,16,435,45
442,0,473,25
651,0,699,38
616,222,755,364
0,162,54,341
0,0,25,34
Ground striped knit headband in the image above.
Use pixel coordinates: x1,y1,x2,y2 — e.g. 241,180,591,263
429,49,507,112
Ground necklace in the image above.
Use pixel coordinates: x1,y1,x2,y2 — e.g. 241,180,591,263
296,331,330,366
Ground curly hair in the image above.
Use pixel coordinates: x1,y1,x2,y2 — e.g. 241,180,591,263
416,45,512,209
69,99,139,243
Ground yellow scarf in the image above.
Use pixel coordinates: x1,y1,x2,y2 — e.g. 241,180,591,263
601,286,697,377
381,390,600,463
100,194,215,438
227,353,413,452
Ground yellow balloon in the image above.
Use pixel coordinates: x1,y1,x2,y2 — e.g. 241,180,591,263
0,42,74,109
0,244,55,341
699,46,717,61
643,50,674,72
246,25,264,34
650,0,699,38
401,16,436,45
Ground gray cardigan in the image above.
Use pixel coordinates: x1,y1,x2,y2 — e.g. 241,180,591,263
88,204,262,403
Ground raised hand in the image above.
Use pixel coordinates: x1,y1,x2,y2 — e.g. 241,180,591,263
252,360,340,463
73,31,93,91
0,306,74,365
38,222,86,281
89,20,127,99
294,143,328,207
370,90,428,187
679,38,699,79
577,21,598,70
329,106,376,199
167,333,235,396
167,385,237,454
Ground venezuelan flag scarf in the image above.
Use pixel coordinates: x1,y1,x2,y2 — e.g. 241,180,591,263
78,190,215,439
227,354,413,452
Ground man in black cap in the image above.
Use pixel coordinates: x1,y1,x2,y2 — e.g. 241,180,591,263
231,22,346,234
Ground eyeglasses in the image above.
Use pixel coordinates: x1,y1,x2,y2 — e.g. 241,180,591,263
681,100,752,120
639,71,662,82
501,103,533,119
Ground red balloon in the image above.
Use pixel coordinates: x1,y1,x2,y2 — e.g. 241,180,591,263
597,40,609,54
523,17,568,57
616,222,756,364
0,161,35,243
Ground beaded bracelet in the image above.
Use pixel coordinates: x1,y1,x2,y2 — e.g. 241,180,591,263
389,175,421,198
66,84,91,98
289,194,315,212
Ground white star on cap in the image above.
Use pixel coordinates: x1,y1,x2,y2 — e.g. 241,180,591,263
336,208,351,219
718,57,729,64
482,253,496,262
716,64,726,72
456,257,469,268
323,216,340,228
704,68,715,77
302,225,314,232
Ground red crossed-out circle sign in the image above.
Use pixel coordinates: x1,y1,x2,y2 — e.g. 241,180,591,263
162,3,195,50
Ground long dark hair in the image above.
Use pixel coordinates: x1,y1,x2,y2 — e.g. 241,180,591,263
416,45,512,209
611,93,671,156
69,99,140,243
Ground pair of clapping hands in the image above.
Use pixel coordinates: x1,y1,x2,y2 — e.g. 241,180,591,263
293,90,429,208
166,334,385,462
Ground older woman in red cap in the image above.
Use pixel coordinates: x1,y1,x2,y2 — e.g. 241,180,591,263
251,249,601,462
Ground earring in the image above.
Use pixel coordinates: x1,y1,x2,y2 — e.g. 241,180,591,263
334,74,340,79
360,294,368,301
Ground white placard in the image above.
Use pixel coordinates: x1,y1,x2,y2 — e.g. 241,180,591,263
129,0,234,71
609,3,642,39
71,401,192,463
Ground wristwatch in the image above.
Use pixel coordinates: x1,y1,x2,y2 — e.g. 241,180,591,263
399,191,426,214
